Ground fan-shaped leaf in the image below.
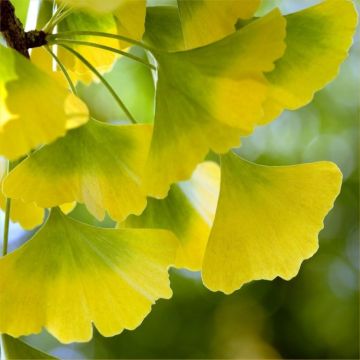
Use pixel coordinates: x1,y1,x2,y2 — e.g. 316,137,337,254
0,209,177,343
3,120,152,222
202,152,342,294
0,45,89,160
145,9,286,197
261,0,358,122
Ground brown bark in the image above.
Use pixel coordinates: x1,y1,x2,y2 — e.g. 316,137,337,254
0,0,47,58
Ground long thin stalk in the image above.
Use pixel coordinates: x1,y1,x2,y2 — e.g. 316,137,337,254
2,161,11,256
48,31,154,52
59,44,136,124
42,3,68,32
44,45,77,94
52,38,157,70
49,8,73,30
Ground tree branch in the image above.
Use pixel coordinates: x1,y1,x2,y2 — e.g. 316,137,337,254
0,0,47,58
0,0,29,57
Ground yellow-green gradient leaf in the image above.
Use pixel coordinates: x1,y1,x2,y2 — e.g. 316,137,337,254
1,335,57,359
178,0,261,49
57,11,119,84
1,158,44,229
202,152,342,294
145,10,286,197
261,0,358,123
0,45,89,160
125,162,220,270
3,120,152,222
61,0,127,13
0,209,177,343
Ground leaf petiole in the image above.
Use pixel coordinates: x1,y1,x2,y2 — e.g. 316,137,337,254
44,45,77,95
51,38,157,70
43,4,72,33
48,31,155,52
2,160,14,256
58,44,137,124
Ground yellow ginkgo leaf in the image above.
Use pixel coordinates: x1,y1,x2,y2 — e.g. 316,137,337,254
261,0,358,123
61,0,129,13
0,208,177,343
0,158,44,230
57,11,120,84
145,9,286,197
0,45,89,160
125,161,220,271
202,152,342,294
1,158,75,229
59,201,77,214
144,0,260,51
3,120,152,222
1,335,57,359
178,0,261,49
115,0,146,48
0,196,44,231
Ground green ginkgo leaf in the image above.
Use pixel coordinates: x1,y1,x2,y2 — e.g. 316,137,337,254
3,120,152,222
144,9,286,197
0,208,178,343
125,161,220,270
261,0,358,123
0,45,89,160
1,335,57,360
144,6,185,52
202,152,342,294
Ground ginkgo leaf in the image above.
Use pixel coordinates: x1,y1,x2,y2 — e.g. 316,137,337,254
0,45,89,160
60,0,129,13
144,6,185,52
125,161,220,270
177,0,261,49
0,158,77,229
0,158,43,230
202,152,342,294
57,11,120,84
0,196,44,230
261,0,358,123
3,120,152,222
0,335,57,360
144,9,286,197
115,0,146,48
144,0,260,51
0,208,177,343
